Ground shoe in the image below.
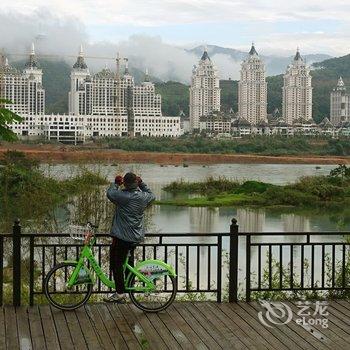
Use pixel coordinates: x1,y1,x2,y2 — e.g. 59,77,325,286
103,293,127,303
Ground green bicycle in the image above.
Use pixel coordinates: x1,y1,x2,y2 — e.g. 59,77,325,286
44,223,177,312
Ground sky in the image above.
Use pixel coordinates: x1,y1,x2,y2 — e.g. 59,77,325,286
1,1,350,82
2,0,350,55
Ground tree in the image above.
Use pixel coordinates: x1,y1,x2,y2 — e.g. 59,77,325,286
0,99,23,141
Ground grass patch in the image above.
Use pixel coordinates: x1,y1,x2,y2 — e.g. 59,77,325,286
159,166,350,208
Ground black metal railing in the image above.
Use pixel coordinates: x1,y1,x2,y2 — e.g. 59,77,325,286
0,219,239,306
244,231,350,301
0,219,349,306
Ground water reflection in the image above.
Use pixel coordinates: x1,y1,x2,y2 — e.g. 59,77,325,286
4,162,345,234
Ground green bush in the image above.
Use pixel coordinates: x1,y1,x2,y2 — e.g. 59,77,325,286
264,187,318,206
236,181,275,194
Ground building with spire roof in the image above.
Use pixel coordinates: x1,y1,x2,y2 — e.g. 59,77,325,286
69,45,90,115
282,48,313,124
0,44,45,136
238,43,267,125
189,47,221,131
66,50,179,138
330,76,350,125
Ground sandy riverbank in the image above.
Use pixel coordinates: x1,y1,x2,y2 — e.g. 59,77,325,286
0,143,349,165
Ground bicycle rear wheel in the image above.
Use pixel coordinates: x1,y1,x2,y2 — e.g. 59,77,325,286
44,262,93,310
128,271,177,313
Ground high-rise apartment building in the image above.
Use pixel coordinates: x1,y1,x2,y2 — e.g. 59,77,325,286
238,44,267,125
0,43,45,116
68,48,163,135
282,49,313,124
330,77,350,125
189,48,220,131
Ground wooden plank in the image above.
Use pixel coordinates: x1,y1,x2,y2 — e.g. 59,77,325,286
106,304,141,349
28,306,46,350
287,301,348,350
85,305,117,350
157,304,194,350
0,308,6,350
4,306,19,350
335,301,350,312
174,303,221,350
96,304,128,350
235,302,320,348
193,302,249,350
277,302,331,350
327,302,350,327
248,302,311,350
16,307,32,350
50,307,75,350
205,302,259,350
165,304,208,350
145,311,182,350
302,302,350,343
183,303,234,349
74,307,103,350
38,306,60,350
126,304,171,350
64,310,88,350
220,303,280,349
120,304,168,350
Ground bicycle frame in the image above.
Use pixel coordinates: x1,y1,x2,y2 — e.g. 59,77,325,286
66,242,157,292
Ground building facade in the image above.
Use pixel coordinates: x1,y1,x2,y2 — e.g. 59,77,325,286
189,48,220,131
68,48,164,136
4,45,180,143
238,44,267,125
330,77,350,125
0,43,45,120
282,49,313,124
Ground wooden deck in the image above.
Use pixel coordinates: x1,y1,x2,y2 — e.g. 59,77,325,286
1,301,350,350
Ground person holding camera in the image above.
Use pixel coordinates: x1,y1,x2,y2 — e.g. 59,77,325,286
104,172,156,303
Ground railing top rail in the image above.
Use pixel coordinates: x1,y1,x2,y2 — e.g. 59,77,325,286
238,231,350,236
15,232,230,238
0,233,12,237
0,231,349,237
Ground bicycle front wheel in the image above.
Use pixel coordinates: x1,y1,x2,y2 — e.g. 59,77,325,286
128,271,177,313
44,262,93,310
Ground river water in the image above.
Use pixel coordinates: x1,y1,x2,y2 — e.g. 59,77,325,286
37,163,349,295
40,162,350,233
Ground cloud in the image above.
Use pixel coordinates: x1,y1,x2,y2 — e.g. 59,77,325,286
0,6,349,84
0,10,87,58
3,1,350,25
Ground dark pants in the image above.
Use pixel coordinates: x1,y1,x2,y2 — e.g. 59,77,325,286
110,237,136,294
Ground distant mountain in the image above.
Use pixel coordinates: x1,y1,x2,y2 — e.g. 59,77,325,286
188,45,332,76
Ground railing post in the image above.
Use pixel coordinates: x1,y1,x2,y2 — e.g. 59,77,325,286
229,218,239,302
12,219,21,306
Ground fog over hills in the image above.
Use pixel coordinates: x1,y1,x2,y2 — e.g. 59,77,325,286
0,10,332,84
188,45,332,77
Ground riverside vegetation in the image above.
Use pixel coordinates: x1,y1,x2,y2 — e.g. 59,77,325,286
0,152,349,303
159,164,350,209
0,151,109,232
103,135,350,156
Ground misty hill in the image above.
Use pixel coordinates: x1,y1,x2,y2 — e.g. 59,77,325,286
188,45,331,76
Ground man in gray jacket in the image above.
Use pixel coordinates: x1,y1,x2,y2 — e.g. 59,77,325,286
104,172,155,302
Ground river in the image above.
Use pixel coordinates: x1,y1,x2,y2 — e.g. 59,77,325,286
40,162,350,233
